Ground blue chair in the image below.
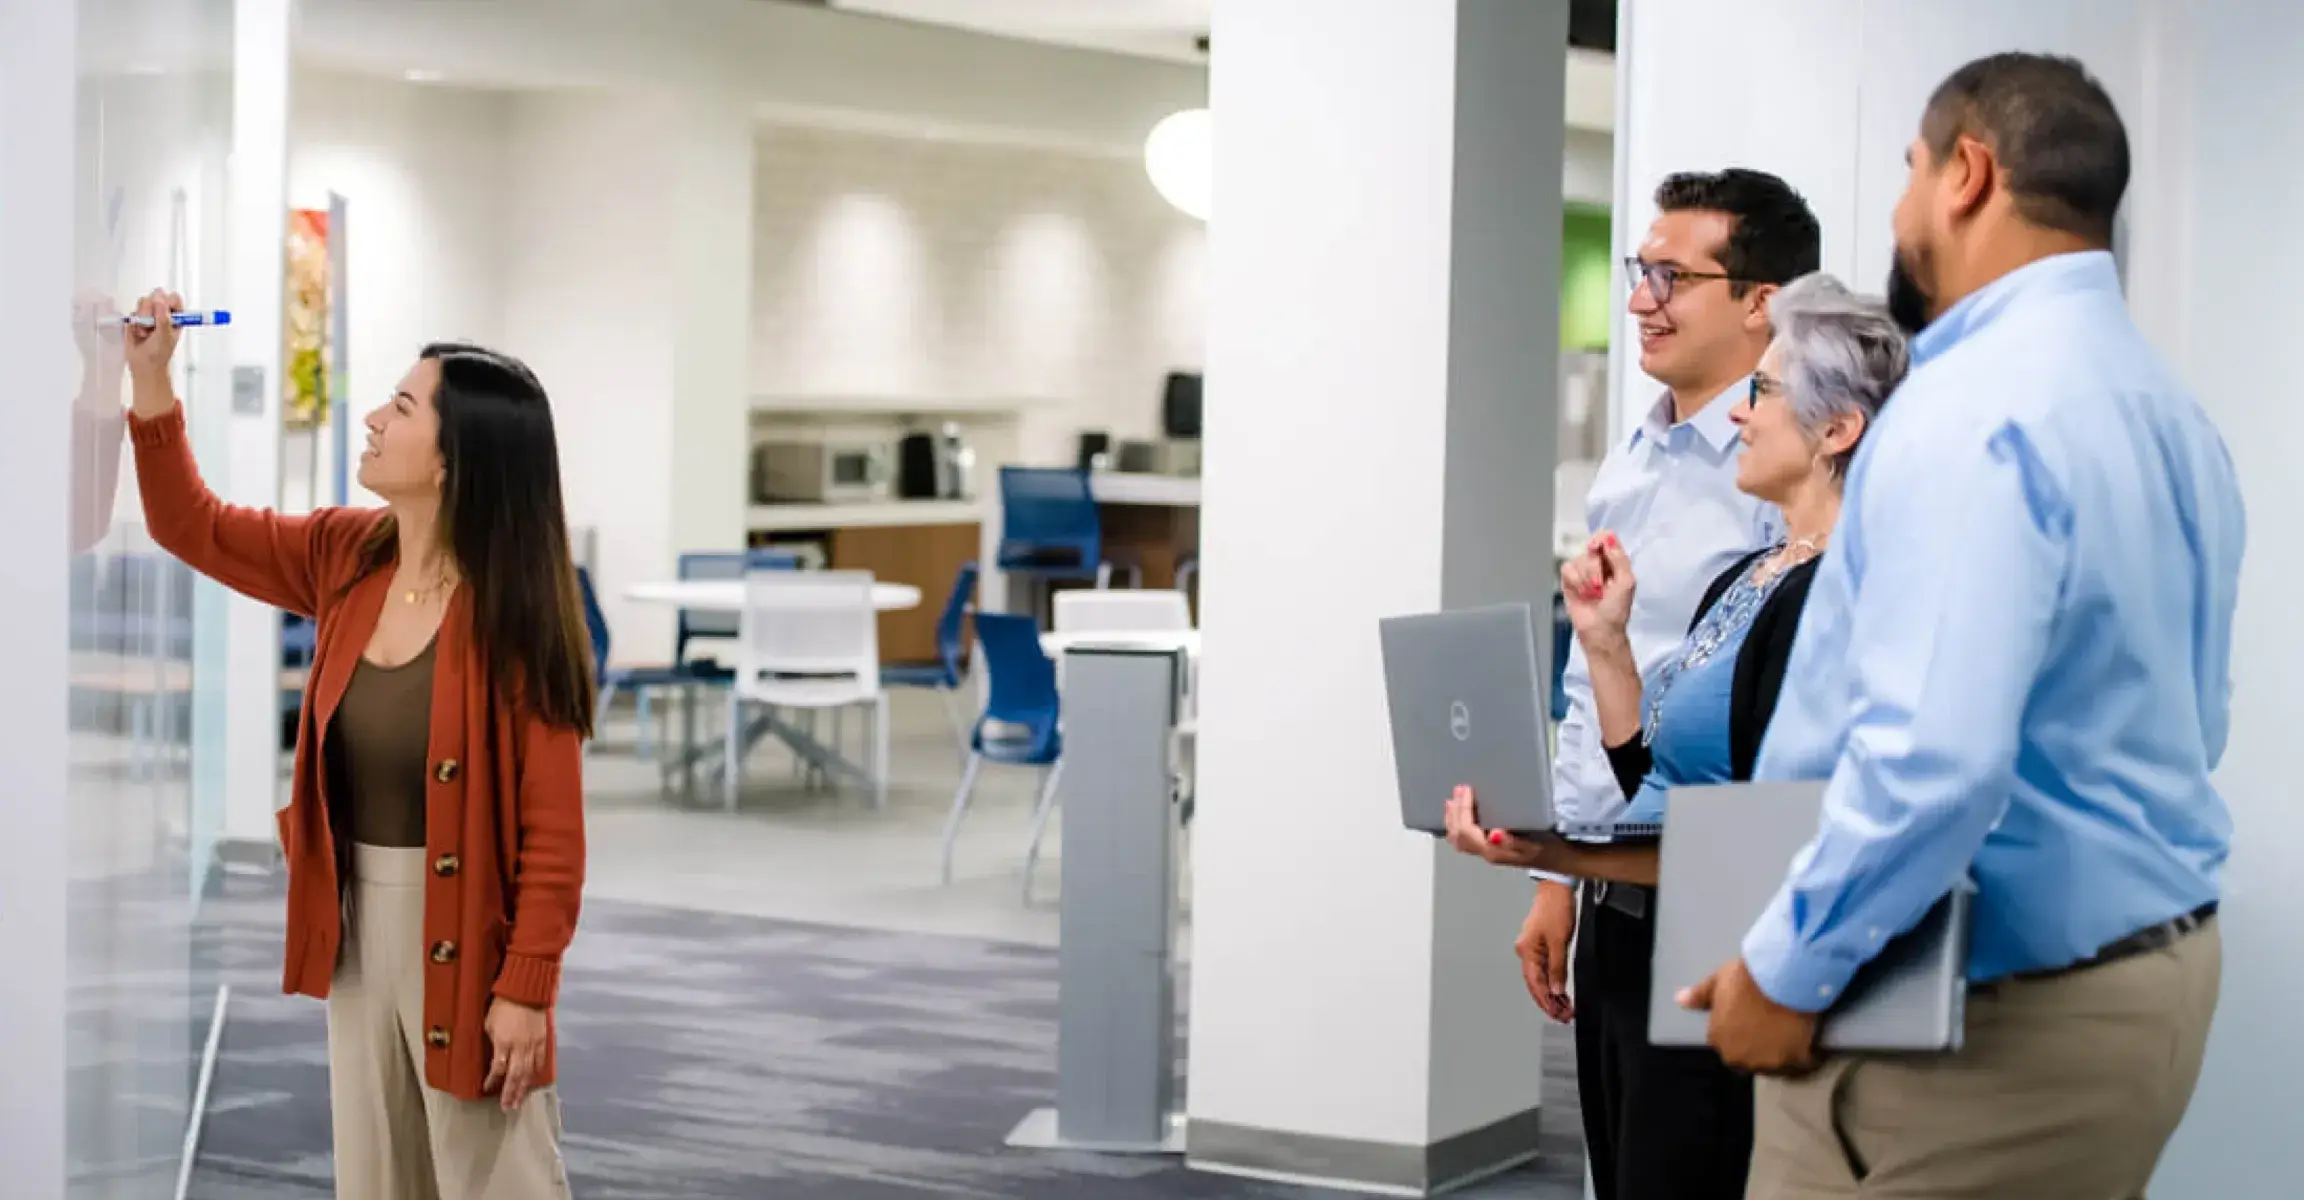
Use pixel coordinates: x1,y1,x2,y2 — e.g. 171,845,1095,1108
940,612,1064,900
995,467,1132,621
882,561,979,754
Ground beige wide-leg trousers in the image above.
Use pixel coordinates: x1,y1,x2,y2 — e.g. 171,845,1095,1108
328,844,571,1200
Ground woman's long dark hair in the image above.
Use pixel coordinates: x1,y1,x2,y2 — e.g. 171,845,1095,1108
348,343,595,736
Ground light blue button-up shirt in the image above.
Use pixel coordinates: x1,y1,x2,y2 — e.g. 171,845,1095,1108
1547,385,1779,836
1742,251,2245,1009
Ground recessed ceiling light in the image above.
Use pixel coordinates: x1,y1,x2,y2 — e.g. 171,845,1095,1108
403,68,445,84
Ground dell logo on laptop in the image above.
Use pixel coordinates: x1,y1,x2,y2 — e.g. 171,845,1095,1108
1449,700,1471,741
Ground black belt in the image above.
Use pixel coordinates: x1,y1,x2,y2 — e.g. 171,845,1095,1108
1591,880,1652,920
2010,901,2218,983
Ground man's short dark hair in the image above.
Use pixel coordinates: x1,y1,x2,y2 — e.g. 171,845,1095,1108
1922,52,2128,245
1653,168,1823,295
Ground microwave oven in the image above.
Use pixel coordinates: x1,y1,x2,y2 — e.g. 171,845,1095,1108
752,439,892,504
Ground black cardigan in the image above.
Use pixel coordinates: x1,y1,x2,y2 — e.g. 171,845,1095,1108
1601,547,1818,800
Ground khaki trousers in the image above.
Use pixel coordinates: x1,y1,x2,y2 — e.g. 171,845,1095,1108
329,845,571,1200
1748,920,2220,1200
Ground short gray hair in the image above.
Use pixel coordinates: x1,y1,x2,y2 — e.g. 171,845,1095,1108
1767,273,1909,478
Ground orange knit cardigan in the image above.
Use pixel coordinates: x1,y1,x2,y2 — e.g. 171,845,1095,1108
129,404,585,1101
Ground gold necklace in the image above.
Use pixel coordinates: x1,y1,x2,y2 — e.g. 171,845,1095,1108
401,571,456,605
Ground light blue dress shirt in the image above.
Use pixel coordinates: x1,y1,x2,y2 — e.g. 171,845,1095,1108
1547,385,1779,840
1743,251,2246,1010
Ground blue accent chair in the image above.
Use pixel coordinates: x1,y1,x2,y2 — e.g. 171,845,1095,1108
940,611,1064,901
881,561,979,754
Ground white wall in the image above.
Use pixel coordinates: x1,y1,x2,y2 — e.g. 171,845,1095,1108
496,89,755,662
288,70,511,508
750,122,1611,467
750,123,1207,465
1608,0,2145,438
0,1,80,1190
2146,2,2304,1193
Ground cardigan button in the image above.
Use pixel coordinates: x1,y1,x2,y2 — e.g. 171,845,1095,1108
430,940,457,965
425,1026,451,1049
434,758,460,784
433,852,460,877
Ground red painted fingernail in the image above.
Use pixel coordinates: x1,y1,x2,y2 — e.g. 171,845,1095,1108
1488,830,1505,846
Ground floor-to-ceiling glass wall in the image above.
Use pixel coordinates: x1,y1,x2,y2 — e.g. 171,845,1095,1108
66,0,235,1193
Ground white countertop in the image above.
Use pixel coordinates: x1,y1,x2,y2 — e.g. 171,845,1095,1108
747,500,983,532
1090,472,1201,506
746,474,1200,531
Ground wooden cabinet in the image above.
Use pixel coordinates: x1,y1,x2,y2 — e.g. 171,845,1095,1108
826,523,979,663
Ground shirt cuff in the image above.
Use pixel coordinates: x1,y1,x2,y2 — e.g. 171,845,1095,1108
1528,870,1576,886
1739,903,1859,1015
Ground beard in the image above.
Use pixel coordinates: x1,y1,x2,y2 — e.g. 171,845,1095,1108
1884,249,1934,336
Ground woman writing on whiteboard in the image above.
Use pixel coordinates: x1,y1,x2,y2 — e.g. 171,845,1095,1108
1443,273,1908,1200
123,289,586,1199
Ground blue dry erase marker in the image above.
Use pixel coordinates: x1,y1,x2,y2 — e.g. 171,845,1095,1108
120,310,232,329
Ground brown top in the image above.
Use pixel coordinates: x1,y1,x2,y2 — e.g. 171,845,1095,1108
335,639,438,849
127,402,586,1103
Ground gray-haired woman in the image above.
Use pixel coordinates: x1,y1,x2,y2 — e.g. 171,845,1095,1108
1442,272,1909,1200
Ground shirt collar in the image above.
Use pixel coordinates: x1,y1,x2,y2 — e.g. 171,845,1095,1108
1633,377,1747,455
1911,250,2121,367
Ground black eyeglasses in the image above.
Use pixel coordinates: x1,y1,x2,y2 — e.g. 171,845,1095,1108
1747,372,1782,408
1624,256,1742,304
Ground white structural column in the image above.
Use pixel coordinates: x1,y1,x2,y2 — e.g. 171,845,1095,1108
0,3,79,1194
500,89,754,663
1188,1,1566,1193
1616,0,2300,1194
220,0,292,851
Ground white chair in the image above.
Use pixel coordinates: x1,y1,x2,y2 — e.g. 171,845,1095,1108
723,570,888,812
1053,589,1193,635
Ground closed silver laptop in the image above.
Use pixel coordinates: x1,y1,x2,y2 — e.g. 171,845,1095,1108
1649,780,1971,1053
1378,604,1557,836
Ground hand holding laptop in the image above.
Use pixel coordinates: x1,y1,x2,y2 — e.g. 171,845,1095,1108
1677,956,1821,1076
1442,787,1662,886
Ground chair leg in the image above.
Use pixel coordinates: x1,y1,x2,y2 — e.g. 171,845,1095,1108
941,753,986,886
635,689,656,761
1095,562,1114,589
589,681,619,759
938,688,971,759
871,695,890,811
722,691,744,813
1021,760,1066,905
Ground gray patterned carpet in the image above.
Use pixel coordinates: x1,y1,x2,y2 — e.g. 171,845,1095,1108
182,877,1584,1199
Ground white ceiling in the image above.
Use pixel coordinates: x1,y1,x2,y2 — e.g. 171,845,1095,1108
832,0,1215,64
79,0,1610,151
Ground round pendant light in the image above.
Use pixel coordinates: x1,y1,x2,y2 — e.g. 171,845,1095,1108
1144,107,1211,221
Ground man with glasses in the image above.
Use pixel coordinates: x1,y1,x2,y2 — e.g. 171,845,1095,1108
1520,169,1818,1200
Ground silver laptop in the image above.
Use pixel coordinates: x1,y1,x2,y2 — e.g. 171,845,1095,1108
1381,603,1582,838
1649,781,1971,1053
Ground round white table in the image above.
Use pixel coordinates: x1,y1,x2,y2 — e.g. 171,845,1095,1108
624,579,922,612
